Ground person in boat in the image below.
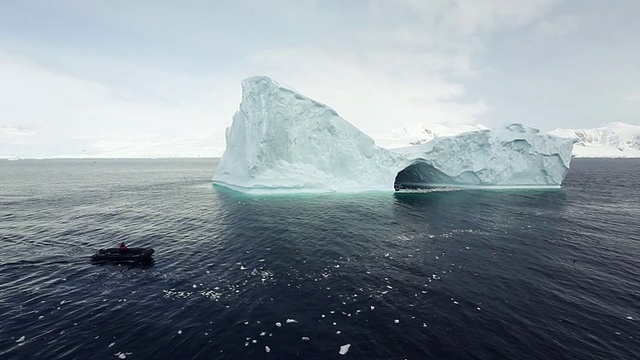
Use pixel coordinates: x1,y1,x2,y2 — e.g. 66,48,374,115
119,242,127,251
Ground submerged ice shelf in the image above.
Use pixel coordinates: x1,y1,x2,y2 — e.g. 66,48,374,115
213,76,575,193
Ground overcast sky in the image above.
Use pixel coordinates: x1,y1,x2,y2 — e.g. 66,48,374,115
1,0,639,158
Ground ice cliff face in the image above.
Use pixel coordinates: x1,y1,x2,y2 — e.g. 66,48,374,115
213,76,575,193
213,76,399,192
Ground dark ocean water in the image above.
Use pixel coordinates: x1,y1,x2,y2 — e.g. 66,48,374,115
0,158,639,360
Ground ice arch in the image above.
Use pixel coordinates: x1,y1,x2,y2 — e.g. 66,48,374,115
212,76,576,194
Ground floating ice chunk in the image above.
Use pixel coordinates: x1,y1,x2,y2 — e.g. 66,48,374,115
336,331,341,334
626,316,634,320
394,319,399,324
339,344,351,355
16,336,25,343
286,319,298,324
260,332,266,336
302,337,310,341
178,330,182,334
213,77,575,193
109,342,115,348
265,346,271,353
371,306,375,310
275,322,282,327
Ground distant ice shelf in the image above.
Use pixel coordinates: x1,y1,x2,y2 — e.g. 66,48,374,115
212,76,576,193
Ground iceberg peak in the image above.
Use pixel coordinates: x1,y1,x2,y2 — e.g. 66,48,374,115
213,76,575,193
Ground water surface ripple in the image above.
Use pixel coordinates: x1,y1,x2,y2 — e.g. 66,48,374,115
0,159,638,359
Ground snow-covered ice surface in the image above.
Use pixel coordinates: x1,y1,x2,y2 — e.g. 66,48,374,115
213,76,576,193
550,122,640,158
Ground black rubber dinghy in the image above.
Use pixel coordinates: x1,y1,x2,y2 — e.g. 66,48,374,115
91,248,155,263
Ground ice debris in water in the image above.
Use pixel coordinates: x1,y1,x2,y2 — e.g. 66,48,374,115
339,344,351,355
16,336,25,343
302,337,310,341
394,319,400,323
178,330,182,334
286,319,298,323
108,342,115,348
275,322,282,327
626,316,634,320
265,346,271,353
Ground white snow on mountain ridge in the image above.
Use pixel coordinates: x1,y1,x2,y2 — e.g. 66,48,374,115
376,121,640,158
549,122,640,158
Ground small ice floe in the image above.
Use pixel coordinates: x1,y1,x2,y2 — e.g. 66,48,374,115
260,332,266,336
339,344,351,355
275,322,282,327
286,319,298,324
626,316,634,320
16,336,25,343
38,315,44,320
252,340,257,344
394,319,399,324
240,266,247,270
193,284,197,288
178,330,182,334
465,247,470,250
336,331,341,334
477,307,481,311
321,314,325,318
302,337,310,341
108,342,115,348
422,323,427,327
265,346,271,353
244,321,249,325
370,306,375,310
330,311,335,314
453,301,459,305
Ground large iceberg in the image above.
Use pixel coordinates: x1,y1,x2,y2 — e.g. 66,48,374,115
213,76,575,193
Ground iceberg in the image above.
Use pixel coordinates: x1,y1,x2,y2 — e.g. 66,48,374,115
212,76,575,193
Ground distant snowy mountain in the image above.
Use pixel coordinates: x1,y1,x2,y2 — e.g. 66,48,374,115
549,122,640,158
373,123,488,149
374,121,640,158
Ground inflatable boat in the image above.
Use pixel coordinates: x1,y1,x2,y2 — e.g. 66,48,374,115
91,247,155,263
